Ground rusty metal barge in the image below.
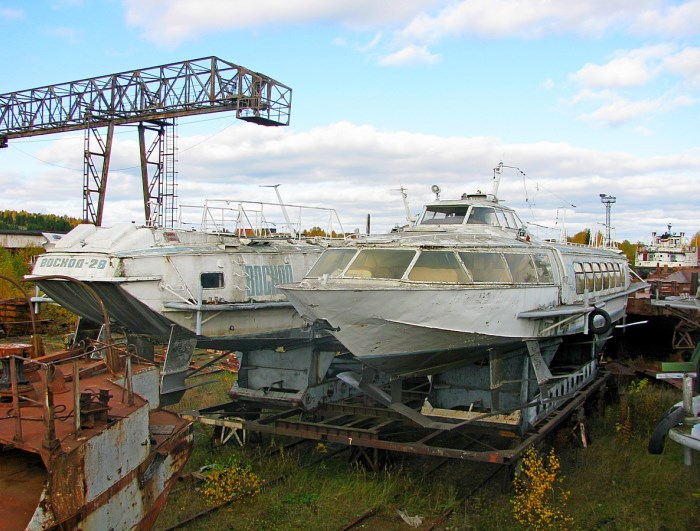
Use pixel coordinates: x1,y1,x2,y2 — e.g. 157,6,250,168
0,340,192,530
0,275,192,530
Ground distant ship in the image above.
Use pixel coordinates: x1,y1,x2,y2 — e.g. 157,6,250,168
635,224,699,278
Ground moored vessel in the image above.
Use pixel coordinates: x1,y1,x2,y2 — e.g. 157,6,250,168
635,224,699,278
280,164,641,430
27,198,345,401
0,276,192,530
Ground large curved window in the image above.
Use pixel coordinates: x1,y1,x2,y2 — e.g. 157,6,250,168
613,262,623,287
467,207,498,226
459,252,512,282
602,263,611,290
533,254,554,282
306,248,356,277
574,263,585,294
583,262,594,292
408,251,471,283
345,249,416,279
309,247,562,287
592,262,603,291
503,210,520,229
504,254,537,283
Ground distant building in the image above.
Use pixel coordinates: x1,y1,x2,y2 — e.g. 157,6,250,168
0,229,63,251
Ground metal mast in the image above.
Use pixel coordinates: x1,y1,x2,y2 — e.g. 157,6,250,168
600,193,616,247
0,56,292,227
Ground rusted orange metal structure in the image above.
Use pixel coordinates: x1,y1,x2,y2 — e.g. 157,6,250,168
0,343,192,529
0,274,192,529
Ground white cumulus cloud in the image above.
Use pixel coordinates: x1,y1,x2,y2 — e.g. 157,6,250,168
378,45,441,66
6,121,695,241
122,0,439,44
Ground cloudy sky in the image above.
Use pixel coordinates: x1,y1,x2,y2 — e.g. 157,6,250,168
0,0,699,243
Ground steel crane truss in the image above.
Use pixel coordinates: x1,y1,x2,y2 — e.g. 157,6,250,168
0,56,292,142
0,56,291,226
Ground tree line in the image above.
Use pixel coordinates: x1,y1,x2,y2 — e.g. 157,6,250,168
0,210,82,233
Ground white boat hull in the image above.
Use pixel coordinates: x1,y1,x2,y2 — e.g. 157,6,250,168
282,282,627,376
29,223,324,348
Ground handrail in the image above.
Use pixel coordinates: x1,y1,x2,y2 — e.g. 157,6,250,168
176,199,346,241
1,345,136,450
0,275,140,450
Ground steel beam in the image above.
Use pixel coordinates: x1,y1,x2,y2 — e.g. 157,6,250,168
0,56,291,141
1,56,290,226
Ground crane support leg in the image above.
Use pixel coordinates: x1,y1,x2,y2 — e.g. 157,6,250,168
83,121,114,226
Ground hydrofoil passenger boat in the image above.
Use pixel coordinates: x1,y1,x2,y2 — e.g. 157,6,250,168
280,164,642,431
28,197,346,404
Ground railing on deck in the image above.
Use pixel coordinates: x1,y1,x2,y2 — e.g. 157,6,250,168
175,199,346,241
0,342,135,451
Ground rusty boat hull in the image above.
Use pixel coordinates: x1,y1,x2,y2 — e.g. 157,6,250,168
0,343,192,530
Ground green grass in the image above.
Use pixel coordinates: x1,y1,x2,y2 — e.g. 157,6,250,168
157,440,463,530
155,375,700,530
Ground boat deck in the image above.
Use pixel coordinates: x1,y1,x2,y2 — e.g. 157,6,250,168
0,351,153,455
0,345,191,529
0,449,46,530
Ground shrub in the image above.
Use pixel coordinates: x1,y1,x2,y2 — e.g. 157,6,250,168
511,445,574,529
615,378,678,440
201,457,261,505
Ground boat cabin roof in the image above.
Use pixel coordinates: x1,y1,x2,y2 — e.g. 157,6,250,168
410,194,523,231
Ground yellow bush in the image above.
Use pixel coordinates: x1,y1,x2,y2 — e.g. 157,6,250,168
201,459,261,505
511,446,573,529
615,378,672,439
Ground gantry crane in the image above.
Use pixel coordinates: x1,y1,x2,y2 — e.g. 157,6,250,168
0,56,292,227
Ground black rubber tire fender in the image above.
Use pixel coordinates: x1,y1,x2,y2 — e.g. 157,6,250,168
648,404,686,454
588,308,612,335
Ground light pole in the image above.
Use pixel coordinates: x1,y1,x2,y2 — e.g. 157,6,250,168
599,194,616,247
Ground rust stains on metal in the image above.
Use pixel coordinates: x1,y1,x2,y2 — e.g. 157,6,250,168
48,446,88,521
0,339,192,529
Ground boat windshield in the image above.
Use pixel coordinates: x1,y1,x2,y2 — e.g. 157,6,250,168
504,210,521,228
305,248,556,284
466,207,498,226
466,207,522,228
408,251,471,283
420,206,469,225
418,204,522,229
533,253,554,282
504,254,537,283
459,252,512,282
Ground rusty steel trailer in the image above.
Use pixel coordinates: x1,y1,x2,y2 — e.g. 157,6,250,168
185,369,611,469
